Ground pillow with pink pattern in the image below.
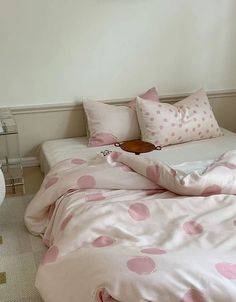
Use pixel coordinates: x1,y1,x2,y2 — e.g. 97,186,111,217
127,87,159,110
84,87,159,147
136,89,222,147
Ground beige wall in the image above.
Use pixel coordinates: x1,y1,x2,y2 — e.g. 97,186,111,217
11,90,236,163
0,0,236,107
0,1,235,164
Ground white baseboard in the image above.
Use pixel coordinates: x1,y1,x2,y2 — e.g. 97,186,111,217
22,157,39,167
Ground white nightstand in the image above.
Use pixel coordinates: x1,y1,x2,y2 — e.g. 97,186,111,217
0,109,25,194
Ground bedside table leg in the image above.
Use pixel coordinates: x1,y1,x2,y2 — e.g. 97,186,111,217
11,179,16,194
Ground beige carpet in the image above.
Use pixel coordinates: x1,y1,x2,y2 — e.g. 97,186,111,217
0,195,46,302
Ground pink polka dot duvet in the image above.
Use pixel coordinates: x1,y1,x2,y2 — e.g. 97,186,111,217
25,150,236,302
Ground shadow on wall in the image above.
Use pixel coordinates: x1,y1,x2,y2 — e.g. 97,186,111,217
206,1,236,90
208,1,236,132
161,0,236,93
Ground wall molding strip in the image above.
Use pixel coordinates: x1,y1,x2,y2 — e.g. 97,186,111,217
7,89,236,115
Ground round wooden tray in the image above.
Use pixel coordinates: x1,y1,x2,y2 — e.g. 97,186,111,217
114,139,161,155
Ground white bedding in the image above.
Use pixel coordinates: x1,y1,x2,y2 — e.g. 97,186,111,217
40,128,236,174
25,150,236,302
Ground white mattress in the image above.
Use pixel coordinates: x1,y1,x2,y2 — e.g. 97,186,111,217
40,128,236,174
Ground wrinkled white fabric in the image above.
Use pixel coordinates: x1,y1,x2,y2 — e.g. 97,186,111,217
25,151,236,302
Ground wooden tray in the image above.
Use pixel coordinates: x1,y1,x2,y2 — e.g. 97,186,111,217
114,139,161,155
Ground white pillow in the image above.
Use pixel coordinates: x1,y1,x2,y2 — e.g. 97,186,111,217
83,87,160,147
136,90,222,147
84,100,140,147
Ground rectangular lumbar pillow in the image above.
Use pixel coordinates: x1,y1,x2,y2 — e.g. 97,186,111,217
136,89,222,147
84,87,159,147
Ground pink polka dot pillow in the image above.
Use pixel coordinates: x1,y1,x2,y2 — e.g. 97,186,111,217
136,89,222,147
84,88,159,147
126,87,159,110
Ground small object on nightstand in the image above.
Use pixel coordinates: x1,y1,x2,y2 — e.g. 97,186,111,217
0,109,25,194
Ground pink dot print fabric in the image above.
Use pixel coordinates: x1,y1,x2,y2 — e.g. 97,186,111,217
136,89,222,147
24,149,236,302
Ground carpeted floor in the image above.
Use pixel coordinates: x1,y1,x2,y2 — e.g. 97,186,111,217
0,194,46,302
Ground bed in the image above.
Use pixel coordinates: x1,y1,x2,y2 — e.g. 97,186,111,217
40,128,236,174
24,125,236,302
